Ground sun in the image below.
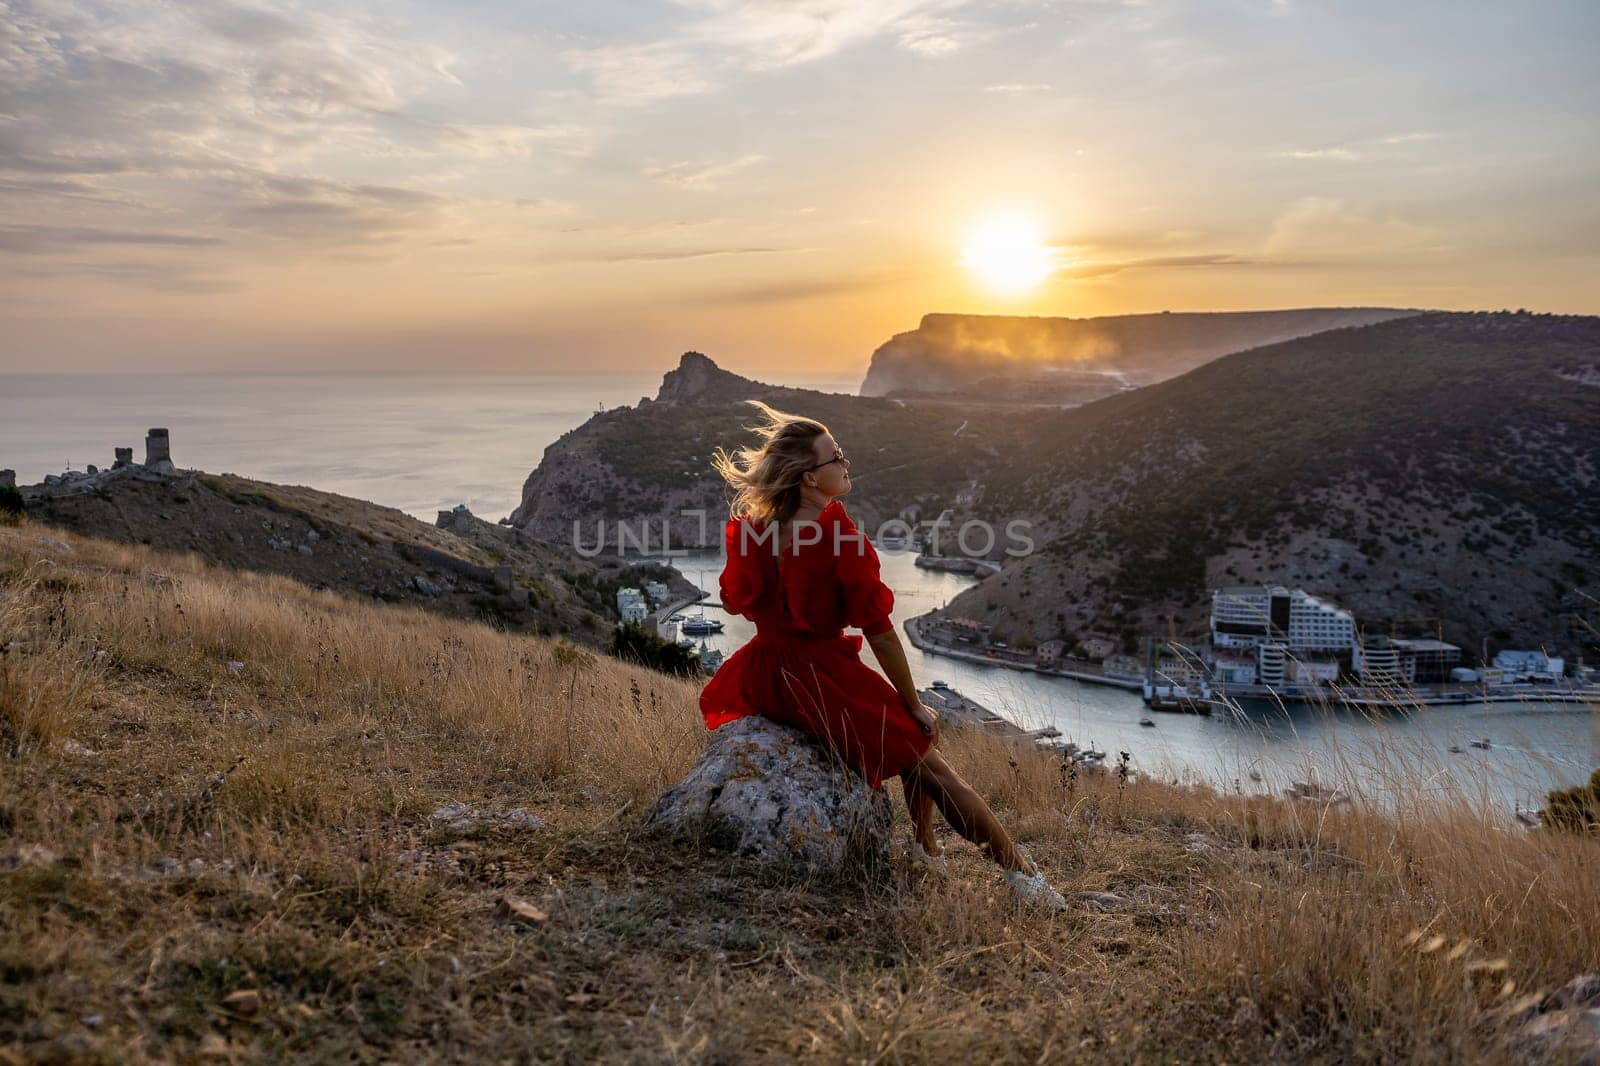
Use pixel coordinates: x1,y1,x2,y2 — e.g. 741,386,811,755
961,213,1056,296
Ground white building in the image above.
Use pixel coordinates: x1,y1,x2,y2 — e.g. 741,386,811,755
1257,643,1288,687
1354,638,1404,687
1211,586,1357,655
1212,656,1258,685
1493,650,1565,680
616,587,649,623
644,580,670,605
1287,658,1341,685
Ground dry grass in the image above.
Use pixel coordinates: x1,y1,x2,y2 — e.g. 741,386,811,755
1,519,1596,1063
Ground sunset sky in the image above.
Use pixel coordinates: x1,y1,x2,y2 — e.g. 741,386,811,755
2,0,1597,377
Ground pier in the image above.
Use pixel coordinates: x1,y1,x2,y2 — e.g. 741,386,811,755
904,616,1144,691
917,682,1086,750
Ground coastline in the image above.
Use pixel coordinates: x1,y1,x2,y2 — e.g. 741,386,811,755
904,615,1594,710
903,615,1143,691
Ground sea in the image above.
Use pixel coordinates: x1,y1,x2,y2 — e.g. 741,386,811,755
5,371,1596,813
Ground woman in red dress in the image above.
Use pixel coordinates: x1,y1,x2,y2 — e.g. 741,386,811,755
700,401,1066,908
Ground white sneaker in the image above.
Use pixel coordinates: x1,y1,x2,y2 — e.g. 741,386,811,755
1008,867,1068,911
910,840,948,874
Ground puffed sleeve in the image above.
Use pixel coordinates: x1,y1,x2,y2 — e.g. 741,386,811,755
836,527,895,637
718,516,768,618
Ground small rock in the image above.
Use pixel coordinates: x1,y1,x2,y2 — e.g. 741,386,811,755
304,529,320,543
221,989,261,1015
1072,891,1131,912
0,843,59,869
429,801,479,831
1560,974,1600,1009
61,738,97,757
81,1014,104,1028
504,808,548,831
413,575,443,596
646,716,893,875
296,544,314,556
497,895,549,925
1513,1006,1600,1059
155,857,180,875
225,661,245,674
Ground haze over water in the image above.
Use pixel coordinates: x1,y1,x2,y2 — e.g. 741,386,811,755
2,371,857,520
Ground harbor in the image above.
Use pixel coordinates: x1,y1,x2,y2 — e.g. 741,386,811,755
656,546,1598,813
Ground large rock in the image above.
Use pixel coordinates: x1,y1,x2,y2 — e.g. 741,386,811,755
647,716,893,876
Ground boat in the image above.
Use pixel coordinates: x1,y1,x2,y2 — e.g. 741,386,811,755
1448,744,1464,754
1513,805,1540,828
1469,738,1491,750
679,610,724,636
931,679,949,690
1248,769,1263,783
1143,678,1214,715
1139,717,1155,728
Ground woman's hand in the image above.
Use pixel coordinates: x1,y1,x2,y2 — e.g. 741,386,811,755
907,701,941,744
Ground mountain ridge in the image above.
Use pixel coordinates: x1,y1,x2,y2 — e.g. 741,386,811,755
860,306,1419,399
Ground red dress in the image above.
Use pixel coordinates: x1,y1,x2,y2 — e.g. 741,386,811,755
698,499,932,790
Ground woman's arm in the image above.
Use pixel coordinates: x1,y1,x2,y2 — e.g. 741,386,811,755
866,629,940,741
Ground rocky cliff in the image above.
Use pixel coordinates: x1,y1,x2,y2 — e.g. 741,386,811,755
859,307,1417,398
507,352,1045,550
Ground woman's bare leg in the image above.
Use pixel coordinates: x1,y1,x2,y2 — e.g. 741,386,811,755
903,751,1032,873
900,772,938,853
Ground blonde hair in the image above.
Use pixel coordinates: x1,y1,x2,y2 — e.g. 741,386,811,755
710,400,830,524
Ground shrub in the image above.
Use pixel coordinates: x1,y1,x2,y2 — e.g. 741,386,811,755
610,620,700,678
1540,769,1600,833
0,484,23,525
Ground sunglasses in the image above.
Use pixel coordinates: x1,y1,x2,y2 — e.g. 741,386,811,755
808,447,848,472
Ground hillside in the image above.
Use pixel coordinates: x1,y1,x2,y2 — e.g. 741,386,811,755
936,311,1600,657
3,523,1597,1061
860,308,1416,399
17,464,695,646
508,352,1050,549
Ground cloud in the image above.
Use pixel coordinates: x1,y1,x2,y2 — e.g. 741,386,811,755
561,43,717,105
644,153,765,190
689,270,903,304
1380,131,1439,145
433,122,594,159
984,82,1052,94
0,225,222,253
1278,147,1361,161
598,245,800,262
221,175,447,247
1265,196,1435,258
18,260,241,293
563,0,976,105
1062,252,1280,280
0,0,571,258
197,2,308,47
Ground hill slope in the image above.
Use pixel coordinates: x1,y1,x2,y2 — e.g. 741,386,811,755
860,307,1417,399
4,522,1596,1061
18,465,693,645
508,352,1050,548
938,311,1600,656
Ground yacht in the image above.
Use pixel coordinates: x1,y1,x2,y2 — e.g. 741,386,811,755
679,610,724,636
